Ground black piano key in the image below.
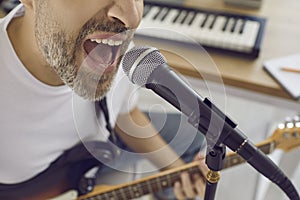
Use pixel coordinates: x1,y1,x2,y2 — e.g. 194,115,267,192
174,10,186,24
160,8,170,21
222,17,229,31
173,10,188,25
226,18,235,32
172,10,182,23
180,11,189,24
155,7,168,22
153,7,163,20
239,20,246,34
188,12,197,25
209,15,217,29
230,18,238,32
200,14,209,27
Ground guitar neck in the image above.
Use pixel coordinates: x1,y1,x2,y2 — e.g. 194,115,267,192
78,140,276,200
224,138,274,169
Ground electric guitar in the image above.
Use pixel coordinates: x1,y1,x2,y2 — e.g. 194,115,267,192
77,117,300,200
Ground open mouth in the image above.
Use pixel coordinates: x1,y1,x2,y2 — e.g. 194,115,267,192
83,36,124,71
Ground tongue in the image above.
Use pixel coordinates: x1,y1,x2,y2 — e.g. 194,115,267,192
84,40,113,65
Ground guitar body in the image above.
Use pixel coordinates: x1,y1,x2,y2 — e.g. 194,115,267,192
0,170,71,200
0,141,115,200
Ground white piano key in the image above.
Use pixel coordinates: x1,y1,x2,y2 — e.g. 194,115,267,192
156,7,169,21
190,13,207,40
171,11,196,41
231,19,247,51
145,6,161,21
174,10,188,25
235,19,244,34
225,18,247,51
143,4,151,17
219,17,236,50
137,10,163,38
160,8,180,28
243,21,260,51
138,6,168,39
209,16,227,47
226,18,244,50
159,9,183,40
148,7,169,28
199,14,217,45
141,8,191,42
184,11,196,26
233,20,259,52
166,10,191,41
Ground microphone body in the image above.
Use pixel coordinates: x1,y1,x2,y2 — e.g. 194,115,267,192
122,46,299,200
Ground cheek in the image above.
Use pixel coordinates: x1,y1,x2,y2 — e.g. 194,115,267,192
55,2,108,33
55,13,90,35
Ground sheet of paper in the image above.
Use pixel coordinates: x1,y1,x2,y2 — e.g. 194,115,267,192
263,54,300,99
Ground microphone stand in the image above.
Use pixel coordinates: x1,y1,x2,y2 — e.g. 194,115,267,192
204,143,226,200
144,72,299,199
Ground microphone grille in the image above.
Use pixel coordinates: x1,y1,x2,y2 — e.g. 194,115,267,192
122,45,167,86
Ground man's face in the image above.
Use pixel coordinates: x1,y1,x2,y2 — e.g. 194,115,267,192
33,0,143,101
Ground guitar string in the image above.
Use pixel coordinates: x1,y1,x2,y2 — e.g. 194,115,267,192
89,167,200,199
87,142,274,199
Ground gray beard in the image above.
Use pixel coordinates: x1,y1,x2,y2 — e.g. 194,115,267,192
35,30,119,101
73,67,116,101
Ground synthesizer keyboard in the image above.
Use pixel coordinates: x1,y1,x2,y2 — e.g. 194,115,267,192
136,2,267,58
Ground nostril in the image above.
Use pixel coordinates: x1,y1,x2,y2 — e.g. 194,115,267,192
111,16,126,26
107,2,142,30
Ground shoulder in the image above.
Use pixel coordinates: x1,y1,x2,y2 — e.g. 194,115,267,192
0,3,23,28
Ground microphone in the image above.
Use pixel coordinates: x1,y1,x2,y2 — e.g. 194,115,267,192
122,45,300,200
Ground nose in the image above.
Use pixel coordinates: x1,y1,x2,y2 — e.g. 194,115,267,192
107,0,143,29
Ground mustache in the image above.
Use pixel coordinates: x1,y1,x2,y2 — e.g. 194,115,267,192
85,19,128,33
76,17,129,46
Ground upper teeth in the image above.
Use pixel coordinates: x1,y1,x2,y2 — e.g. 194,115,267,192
90,38,123,46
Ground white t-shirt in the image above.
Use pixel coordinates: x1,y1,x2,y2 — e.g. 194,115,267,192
0,4,138,184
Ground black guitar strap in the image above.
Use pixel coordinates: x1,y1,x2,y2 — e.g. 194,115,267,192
98,96,121,154
78,96,123,195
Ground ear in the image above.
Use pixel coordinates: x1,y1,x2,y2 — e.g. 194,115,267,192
19,0,33,9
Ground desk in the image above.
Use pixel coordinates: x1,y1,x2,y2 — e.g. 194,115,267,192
0,9,5,17
137,0,300,103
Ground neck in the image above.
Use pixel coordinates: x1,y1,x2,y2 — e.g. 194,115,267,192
7,9,64,86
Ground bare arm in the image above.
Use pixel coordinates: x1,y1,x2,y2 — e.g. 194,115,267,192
115,107,208,199
114,106,185,170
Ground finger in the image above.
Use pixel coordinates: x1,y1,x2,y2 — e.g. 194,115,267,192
198,157,209,180
174,181,186,200
193,173,206,198
194,151,206,161
181,172,197,198
192,155,209,182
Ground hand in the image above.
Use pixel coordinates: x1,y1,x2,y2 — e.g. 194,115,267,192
173,153,208,200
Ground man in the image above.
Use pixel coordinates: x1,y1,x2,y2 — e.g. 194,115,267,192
0,0,208,199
